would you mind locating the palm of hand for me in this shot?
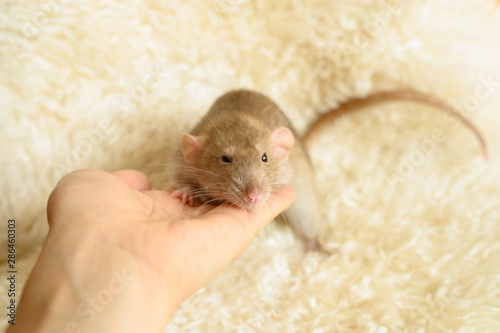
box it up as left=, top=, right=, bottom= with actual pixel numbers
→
left=46, top=169, right=294, bottom=309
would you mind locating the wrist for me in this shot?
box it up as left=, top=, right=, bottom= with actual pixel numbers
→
left=10, top=237, right=176, bottom=333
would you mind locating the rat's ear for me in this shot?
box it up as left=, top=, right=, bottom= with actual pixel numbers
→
left=182, top=134, right=204, bottom=164
left=270, top=127, right=295, bottom=162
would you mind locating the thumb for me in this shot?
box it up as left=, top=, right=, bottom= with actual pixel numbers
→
left=197, top=185, right=297, bottom=250
left=112, top=169, right=152, bottom=191
left=248, top=185, right=297, bottom=234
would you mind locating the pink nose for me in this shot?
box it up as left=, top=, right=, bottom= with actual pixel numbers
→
left=246, top=189, right=262, bottom=204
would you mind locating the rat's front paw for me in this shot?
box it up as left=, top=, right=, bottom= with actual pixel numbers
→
left=171, top=188, right=207, bottom=207
left=171, top=189, right=195, bottom=206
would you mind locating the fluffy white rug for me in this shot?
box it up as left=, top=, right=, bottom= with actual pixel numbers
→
left=2, top=0, right=500, bottom=331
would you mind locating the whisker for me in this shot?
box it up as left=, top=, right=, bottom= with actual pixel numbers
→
left=264, top=198, right=289, bottom=228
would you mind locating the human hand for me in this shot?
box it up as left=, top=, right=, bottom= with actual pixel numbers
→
left=9, top=169, right=296, bottom=333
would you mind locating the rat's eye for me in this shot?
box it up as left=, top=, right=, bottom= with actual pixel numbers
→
left=261, top=153, right=268, bottom=163
left=221, top=155, right=232, bottom=164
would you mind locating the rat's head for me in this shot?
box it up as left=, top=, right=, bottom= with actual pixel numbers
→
left=181, top=121, right=294, bottom=209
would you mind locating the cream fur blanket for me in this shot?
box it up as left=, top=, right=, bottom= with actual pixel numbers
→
left=1, top=0, right=500, bottom=332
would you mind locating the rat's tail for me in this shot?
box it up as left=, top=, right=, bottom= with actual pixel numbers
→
left=303, top=90, right=489, bottom=160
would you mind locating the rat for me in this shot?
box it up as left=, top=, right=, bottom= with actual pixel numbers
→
left=169, top=89, right=488, bottom=251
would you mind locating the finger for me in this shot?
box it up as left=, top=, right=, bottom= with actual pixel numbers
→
left=191, top=185, right=297, bottom=257
left=48, top=169, right=150, bottom=226
left=249, top=185, right=297, bottom=233
left=159, top=185, right=297, bottom=303
left=47, top=169, right=113, bottom=226
left=206, top=185, right=297, bottom=233
left=112, top=169, right=151, bottom=191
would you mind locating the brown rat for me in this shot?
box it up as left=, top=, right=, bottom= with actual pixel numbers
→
left=169, top=89, right=487, bottom=252
left=169, top=89, right=320, bottom=250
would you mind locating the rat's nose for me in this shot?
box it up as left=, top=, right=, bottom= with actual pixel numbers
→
left=246, top=188, right=262, bottom=204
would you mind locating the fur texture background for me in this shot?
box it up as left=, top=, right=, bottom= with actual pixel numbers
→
left=1, top=0, right=500, bottom=331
